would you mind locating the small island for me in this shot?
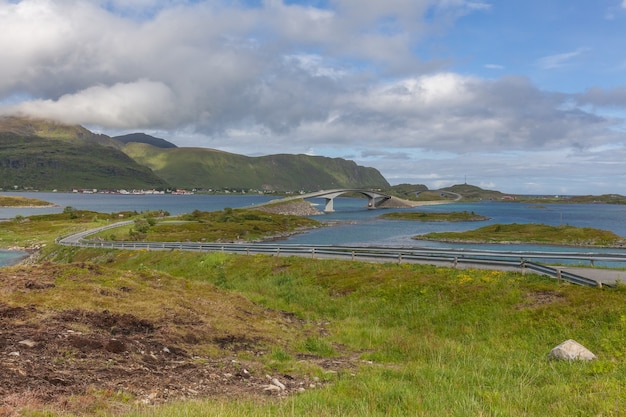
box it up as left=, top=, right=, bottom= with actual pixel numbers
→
left=96, top=208, right=321, bottom=243
left=0, top=195, right=54, bottom=208
left=414, top=223, right=626, bottom=247
left=380, top=211, right=489, bottom=222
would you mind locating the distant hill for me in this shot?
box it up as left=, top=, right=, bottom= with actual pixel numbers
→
left=441, top=184, right=507, bottom=200
left=113, top=133, right=177, bottom=149
left=0, top=116, right=120, bottom=148
left=386, top=183, right=429, bottom=200
left=0, top=117, right=170, bottom=191
left=122, top=143, right=390, bottom=191
left=0, top=116, right=390, bottom=192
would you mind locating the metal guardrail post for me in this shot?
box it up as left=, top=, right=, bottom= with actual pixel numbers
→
left=311, top=248, right=315, bottom=258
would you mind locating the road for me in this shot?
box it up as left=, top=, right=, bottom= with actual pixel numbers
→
left=56, top=221, right=626, bottom=288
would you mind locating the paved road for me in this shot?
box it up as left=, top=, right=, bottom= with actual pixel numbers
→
left=556, top=267, right=625, bottom=285
left=56, top=221, right=626, bottom=288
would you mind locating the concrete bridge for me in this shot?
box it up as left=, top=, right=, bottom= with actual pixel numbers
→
left=271, top=189, right=392, bottom=212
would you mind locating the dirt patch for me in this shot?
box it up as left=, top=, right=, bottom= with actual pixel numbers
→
left=0, top=263, right=354, bottom=416
left=517, top=290, right=566, bottom=309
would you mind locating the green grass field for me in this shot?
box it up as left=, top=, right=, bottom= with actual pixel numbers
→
left=42, top=247, right=626, bottom=416
left=416, top=223, right=626, bottom=247
left=2, top=212, right=626, bottom=416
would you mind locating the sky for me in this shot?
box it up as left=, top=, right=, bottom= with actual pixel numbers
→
left=1, top=0, right=626, bottom=195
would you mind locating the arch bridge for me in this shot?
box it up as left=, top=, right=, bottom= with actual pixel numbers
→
left=281, top=189, right=392, bottom=212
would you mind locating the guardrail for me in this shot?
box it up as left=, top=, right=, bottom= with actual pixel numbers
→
left=56, top=223, right=620, bottom=288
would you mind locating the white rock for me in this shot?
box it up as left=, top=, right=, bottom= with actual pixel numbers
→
left=18, top=339, right=37, bottom=348
left=263, top=384, right=282, bottom=393
left=271, top=378, right=286, bottom=390
left=548, top=339, right=596, bottom=361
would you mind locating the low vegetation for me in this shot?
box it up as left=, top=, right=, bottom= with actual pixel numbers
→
left=1, top=247, right=624, bottom=416
left=98, top=208, right=321, bottom=242
left=2, top=211, right=626, bottom=416
left=123, top=142, right=389, bottom=191
left=415, top=223, right=626, bottom=247
left=380, top=210, right=489, bottom=222
left=0, top=132, right=169, bottom=191
left=0, top=207, right=149, bottom=248
left=0, top=195, right=53, bottom=207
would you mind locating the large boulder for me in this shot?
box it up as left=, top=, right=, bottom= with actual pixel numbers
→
left=548, top=339, right=596, bottom=361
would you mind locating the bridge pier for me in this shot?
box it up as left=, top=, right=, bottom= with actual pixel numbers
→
left=324, top=198, right=334, bottom=212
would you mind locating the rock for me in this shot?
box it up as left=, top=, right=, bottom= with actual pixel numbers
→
left=105, top=339, right=126, bottom=354
left=263, top=384, right=282, bottom=394
left=548, top=339, right=596, bottom=361
left=271, top=378, right=286, bottom=390
left=18, top=339, right=37, bottom=348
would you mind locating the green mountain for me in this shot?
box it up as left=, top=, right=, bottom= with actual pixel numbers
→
left=113, top=133, right=177, bottom=149
left=441, top=184, right=507, bottom=200
left=0, top=117, right=389, bottom=192
left=0, top=116, right=120, bottom=148
left=122, top=143, right=390, bottom=191
left=0, top=118, right=170, bottom=191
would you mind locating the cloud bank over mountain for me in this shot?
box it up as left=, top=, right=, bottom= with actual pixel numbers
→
left=1, top=0, right=626, bottom=194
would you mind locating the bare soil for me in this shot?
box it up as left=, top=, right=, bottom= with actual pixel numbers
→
left=0, top=263, right=355, bottom=416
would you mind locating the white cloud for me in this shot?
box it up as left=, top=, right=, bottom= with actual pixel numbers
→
left=536, top=48, right=587, bottom=70
left=6, top=80, right=178, bottom=128
left=0, top=0, right=625, bottom=194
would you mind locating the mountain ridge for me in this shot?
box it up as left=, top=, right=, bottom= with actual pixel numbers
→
left=0, top=116, right=390, bottom=192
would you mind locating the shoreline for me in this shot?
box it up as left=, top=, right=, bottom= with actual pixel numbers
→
left=412, top=237, right=626, bottom=250
left=0, top=204, right=58, bottom=208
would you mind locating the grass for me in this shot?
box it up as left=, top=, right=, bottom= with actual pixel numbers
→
left=3, top=212, right=626, bottom=415
left=0, top=208, right=147, bottom=248
left=95, top=208, right=321, bottom=242
left=380, top=210, right=489, bottom=222
left=0, top=195, right=53, bottom=207
left=45, top=247, right=626, bottom=416
left=415, top=223, right=626, bottom=247
left=123, top=142, right=389, bottom=191
left=0, top=132, right=169, bottom=191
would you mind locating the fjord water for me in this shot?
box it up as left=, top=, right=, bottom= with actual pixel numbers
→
left=0, top=250, right=27, bottom=266
left=2, top=192, right=626, bottom=266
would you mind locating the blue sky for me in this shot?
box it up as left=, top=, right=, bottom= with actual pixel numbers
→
left=1, top=0, right=626, bottom=194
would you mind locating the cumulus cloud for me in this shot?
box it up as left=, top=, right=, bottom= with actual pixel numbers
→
left=1, top=0, right=625, bottom=194
left=577, top=86, right=626, bottom=108
left=8, top=80, right=178, bottom=128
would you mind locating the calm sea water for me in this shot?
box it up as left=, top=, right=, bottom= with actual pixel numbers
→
left=2, top=192, right=626, bottom=266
